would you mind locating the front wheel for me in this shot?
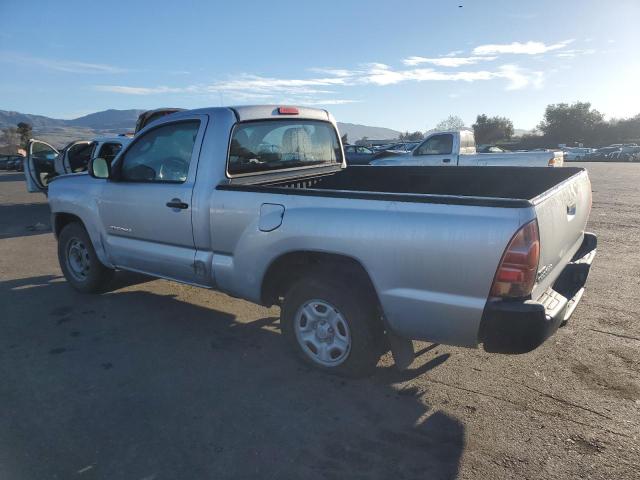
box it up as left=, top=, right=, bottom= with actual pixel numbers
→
left=281, top=273, right=381, bottom=377
left=58, top=222, right=114, bottom=293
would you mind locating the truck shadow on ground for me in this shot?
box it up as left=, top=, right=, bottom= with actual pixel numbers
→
left=0, top=274, right=464, bottom=480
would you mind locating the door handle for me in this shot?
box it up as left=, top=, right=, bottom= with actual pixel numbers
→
left=442, top=158, right=451, bottom=163
left=166, top=199, right=189, bottom=210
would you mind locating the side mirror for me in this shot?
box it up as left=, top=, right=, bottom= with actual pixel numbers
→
left=89, top=157, right=110, bottom=179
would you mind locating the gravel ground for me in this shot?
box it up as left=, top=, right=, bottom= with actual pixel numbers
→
left=0, top=163, right=638, bottom=480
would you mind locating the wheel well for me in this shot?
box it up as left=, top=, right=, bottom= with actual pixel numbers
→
left=53, top=213, right=83, bottom=238
left=261, top=251, right=381, bottom=310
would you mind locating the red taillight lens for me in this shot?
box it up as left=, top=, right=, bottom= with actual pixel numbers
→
left=278, top=106, right=299, bottom=115
left=490, top=220, right=540, bottom=298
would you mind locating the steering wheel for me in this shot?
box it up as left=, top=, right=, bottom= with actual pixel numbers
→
left=158, top=156, right=189, bottom=182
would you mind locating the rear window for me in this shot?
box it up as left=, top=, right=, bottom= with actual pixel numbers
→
left=227, top=120, right=342, bottom=175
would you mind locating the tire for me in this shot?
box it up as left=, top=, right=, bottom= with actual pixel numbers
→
left=58, top=222, right=114, bottom=293
left=281, top=272, right=382, bottom=377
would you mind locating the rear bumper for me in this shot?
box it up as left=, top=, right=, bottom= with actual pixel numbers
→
left=479, top=232, right=597, bottom=354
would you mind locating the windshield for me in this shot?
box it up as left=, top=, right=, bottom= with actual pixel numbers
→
left=227, top=120, right=342, bottom=175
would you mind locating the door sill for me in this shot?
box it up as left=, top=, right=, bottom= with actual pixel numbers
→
left=113, top=265, right=214, bottom=290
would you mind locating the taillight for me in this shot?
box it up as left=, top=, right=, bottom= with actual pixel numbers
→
left=490, top=220, right=540, bottom=298
left=548, top=155, right=563, bottom=167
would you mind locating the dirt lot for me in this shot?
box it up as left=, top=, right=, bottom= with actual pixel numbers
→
left=1, top=163, right=638, bottom=480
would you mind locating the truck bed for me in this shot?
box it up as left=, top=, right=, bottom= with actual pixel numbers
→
left=221, top=166, right=585, bottom=207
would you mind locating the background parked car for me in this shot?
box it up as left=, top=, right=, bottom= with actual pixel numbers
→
left=607, top=148, right=640, bottom=162
left=585, top=147, right=616, bottom=161
left=344, top=144, right=376, bottom=165
left=3, top=155, right=25, bottom=170
left=0, top=156, right=10, bottom=170
left=563, top=147, right=594, bottom=161
left=24, top=136, right=131, bottom=193
left=14, top=156, right=24, bottom=171
left=477, top=145, right=506, bottom=153
left=584, top=147, right=620, bottom=161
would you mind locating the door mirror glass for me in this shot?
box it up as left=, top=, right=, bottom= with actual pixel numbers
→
left=90, top=157, right=110, bottom=179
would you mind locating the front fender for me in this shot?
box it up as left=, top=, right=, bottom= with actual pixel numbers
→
left=48, top=177, right=113, bottom=268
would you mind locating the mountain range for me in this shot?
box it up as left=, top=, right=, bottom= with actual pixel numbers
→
left=0, top=109, right=401, bottom=147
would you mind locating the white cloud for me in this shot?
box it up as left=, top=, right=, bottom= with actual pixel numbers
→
left=402, top=56, right=496, bottom=67
left=554, top=48, right=596, bottom=58
left=0, top=52, right=125, bottom=74
left=207, top=74, right=347, bottom=95
left=472, top=40, right=574, bottom=56
left=299, top=99, right=360, bottom=105
left=495, top=64, right=544, bottom=90
left=361, top=63, right=407, bottom=86
left=95, top=44, right=561, bottom=102
left=94, top=76, right=358, bottom=105
left=362, top=63, right=495, bottom=86
left=308, top=67, right=358, bottom=78
left=94, top=85, right=190, bottom=95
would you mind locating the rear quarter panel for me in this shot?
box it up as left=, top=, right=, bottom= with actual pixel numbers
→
left=208, top=190, right=531, bottom=347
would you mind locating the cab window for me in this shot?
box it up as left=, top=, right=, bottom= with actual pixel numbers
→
left=120, top=121, right=200, bottom=183
left=415, top=134, right=453, bottom=156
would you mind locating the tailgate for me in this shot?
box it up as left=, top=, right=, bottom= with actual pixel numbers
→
left=531, top=169, right=592, bottom=300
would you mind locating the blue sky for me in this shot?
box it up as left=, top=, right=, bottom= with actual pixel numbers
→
left=1, top=0, right=638, bottom=131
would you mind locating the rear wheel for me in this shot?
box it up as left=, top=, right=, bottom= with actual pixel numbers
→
left=281, top=273, right=381, bottom=377
left=58, top=222, right=113, bottom=293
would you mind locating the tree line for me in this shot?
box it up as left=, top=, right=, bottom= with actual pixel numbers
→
left=387, top=102, right=640, bottom=149
left=0, top=122, right=33, bottom=154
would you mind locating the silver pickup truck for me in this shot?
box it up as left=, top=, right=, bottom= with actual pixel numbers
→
left=38, top=105, right=597, bottom=377
left=370, top=129, right=564, bottom=167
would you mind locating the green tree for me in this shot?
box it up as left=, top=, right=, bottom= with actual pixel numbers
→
left=16, top=122, right=33, bottom=149
left=399, top=131, right=424, bottom=141
left=537, top=102, right=604, bottom=145
left=1, top=127, right=20, bottom=152
left=606, top=114, right=640, bottom=144
left=434, top=115, right=465, bottom=131
left=340, top=133, right=348, bottom=144
left=472, top=114, right=514, bottom=145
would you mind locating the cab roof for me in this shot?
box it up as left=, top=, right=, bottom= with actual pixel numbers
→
left=137, top=105, right=335, bottom=132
